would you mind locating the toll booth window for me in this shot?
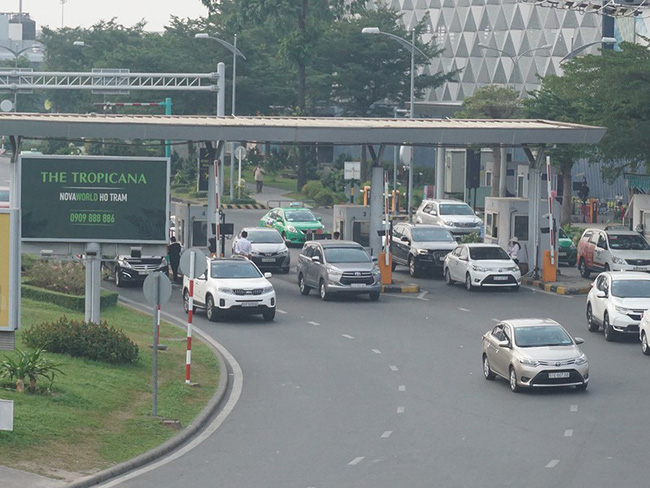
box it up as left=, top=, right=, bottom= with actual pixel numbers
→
left=485, top=171, right=492, bottom=187
left=486, top=212, right=498, bottom=238
left=513, top=215, right=529, bottom=241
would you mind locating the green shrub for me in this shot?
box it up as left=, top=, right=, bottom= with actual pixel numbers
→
left=22, top=317, right=139, bottom=364
left=21, top=285, right=118, bottom=312
left=188, top=191, right=208, bottom=199
left=460, top=232, right=483, bottom=243
left=313, top=188, right=335, bottom=207
left=302, top=180, right=324, bottom=199
left=0, top=347, right=65, bottom=393
left=24, top=260, right=86, bottom=295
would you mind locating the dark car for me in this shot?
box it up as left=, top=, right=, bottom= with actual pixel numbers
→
left=111, top=254, right=168, bottom=287
left=390, top=223, right=457, bottom=277
left=232, top=227, right=290, bottom=273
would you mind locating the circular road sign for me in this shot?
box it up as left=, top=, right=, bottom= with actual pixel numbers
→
left=142, top=272, right=173, bottom=306
left=179, top=247, right=208, bottom=279
left=234, top=145, right=247, bottom=160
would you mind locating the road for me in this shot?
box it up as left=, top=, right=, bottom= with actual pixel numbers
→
left=98, top=208, right=648, bottom=487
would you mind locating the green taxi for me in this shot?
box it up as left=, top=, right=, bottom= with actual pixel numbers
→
left=260, top=204, right=326, bottom=245
left=558, top=227, right=577, bottom=266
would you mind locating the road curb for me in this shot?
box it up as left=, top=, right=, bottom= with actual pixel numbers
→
left=522, top=277, right=591, bottom=295
left=382, top=283, right=420, bottom=293
left=67, top=299, right=231, bottom=488
left=222, top=203, right=269, bottom=209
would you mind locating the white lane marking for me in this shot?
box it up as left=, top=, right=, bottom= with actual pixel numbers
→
left=307, top=321, right=320, bottom=326
left=398, top=385, right=406, bottom=391
left=564, top=429, right=573, bottom=437
left=372, top=349, right=382, bottom=354
left=348, top=457, right=365, bottom=466
left=546, top=460, right=560, bottom=468
left=389, top=365, right=399, bottom=371
left=381, top=431, right=393, bottom=438
left=101, top=300, right=243, bottom=487
left=417, top=291, right=429, bottom=300
left=458, top=307, right=470, bottom=312
left=277, top=309, right=287, bottom=314
left=397, top=406, right=405, bottom=414
left=492, top=318, right=500, bottom=322
left=342, top=334, right=354, bottom=339
left=570, top=405, right=578, bottom=412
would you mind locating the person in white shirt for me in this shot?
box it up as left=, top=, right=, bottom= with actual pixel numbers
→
left=234, top=230, right=253, bottom=259
left=508, top=236, right=521, bottom=265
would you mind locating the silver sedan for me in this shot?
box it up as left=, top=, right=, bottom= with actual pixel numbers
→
left=481, top=318, right=589, bottom=392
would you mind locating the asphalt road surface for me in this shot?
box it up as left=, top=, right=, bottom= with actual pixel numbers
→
left=100, top=209, right=648, bottom=488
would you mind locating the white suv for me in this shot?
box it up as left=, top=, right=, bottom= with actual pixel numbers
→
left=183, top=256, right=276, bottom=322
left=586, top=271, right=650, bottom=342
left=414, top=199, right=483, bottom=237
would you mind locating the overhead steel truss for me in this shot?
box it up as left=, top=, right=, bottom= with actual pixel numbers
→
left=0, top=70, right=220, bottom=92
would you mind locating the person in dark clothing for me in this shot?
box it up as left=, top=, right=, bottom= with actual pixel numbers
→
left=167, top=236, right=182, bottom=282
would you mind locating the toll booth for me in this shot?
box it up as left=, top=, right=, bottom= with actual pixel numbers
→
left=171, top=202, right=209, bottom=250
left=483, top=197, right=560, bottom=274
left=333, top=205, right=371, bottom=248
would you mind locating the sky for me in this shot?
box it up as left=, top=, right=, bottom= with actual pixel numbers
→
left=17, top=1, right=210, bottom=32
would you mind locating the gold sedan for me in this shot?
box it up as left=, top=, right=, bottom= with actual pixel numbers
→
left=481, top=318, right=589, bottom=392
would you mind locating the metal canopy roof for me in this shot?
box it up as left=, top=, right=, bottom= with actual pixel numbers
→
left=0, top=113, right=606, bottom=147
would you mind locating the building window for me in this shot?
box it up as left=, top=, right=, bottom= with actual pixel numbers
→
left=513, top=215, right=529, bottom=241
left=486, top=212, right=498, bottom=238
left=485, top=171, right=492, bottom=187
left=517, top=175, right=525, bottom=197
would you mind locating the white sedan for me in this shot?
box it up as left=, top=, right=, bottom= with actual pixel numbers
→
left=444, top=243, right=521, bottom=291
left=586, top=271, right=650, bottom=342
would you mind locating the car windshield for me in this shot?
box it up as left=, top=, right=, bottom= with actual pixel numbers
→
left=411, top=227, right=455, bottom=242
left=607, top=233, right=650, bottom=250
left=514, top=325, right=573, bottom=347
left=285, top=209, right=317, bottom=222
left=611, top=279, right=650, bottom=298
left=439, top=204, right=474, bottom=216
left=559, top=228, right=568, bottom=239
left=245, top=230, right=283, bottom=244
left=211, top=261, right=262, bottom=279
left=469, top=247, right=510, bottom=260
left=324, top=247, right=370, bottom=263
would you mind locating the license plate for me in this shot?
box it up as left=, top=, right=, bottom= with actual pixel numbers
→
left=139, top=271, right=151, bottom=276
left=241, top=302, right=258, bottom=307
left=548, top=372, right=570, bottom=379
left=633, top=267, right=647, bottom=271
left=262, top=258, right=275, bottom=262
left=559, top=252, right=567, bottom=257
left=493, top=276, right=509, bottom=281
left=350, top=283, right=366, bottom=288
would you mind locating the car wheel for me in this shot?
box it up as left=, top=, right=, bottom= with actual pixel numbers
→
left=281, top=266, right=290, bottom=274
left=586, top=303, right=599, bottom=332
left=319, top=280, right=330, bottom=301
left=115, top=268, right=123, bottom=287
left=369, top=291, right=380, bottom=302
left=603, top=313, right=616, bottom=342
left=568, top=259, right=577, bottom=267
left=391, top=261, right=397, bottom=271
left=445, top=268, right=453, bottom=286
left=509, top=366, right=521, bottom=392
left=182, top=289, right=196, bottom=314
left=575, top=382, right=588, bottom=391
left=642, top=332, right=650, bottom=356
left=298, top=274, right=311, bottom=296
left=262, top=307, right=276, bottom=322
left=465, top=273, right=474, bottom=291
left=510, top=284, right=520, bottom=292
left=579, top=259, right=591, bottom=278
left=206, top=295, right=219, bottom=322
left=483, top=354, right=495, bottom=380
left=408, top=256, right=420, bottom=278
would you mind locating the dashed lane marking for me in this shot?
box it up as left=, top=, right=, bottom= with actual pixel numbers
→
left=570, top=405, right=578, bottom=412
left=348, top=457, right=365, bottom=466
left=546, top=460, right=560, bottom=468
left=398, top=385, right=406, bottom=391
left=372, top=349, right=382, bottom=354
left=381, top=431, right=393, bottom=438
left=342, top=334, right=354, bottom=339
left=397, top=406, right=405, bottom=414
left=277, top=309, right=287, bottom=314
left=458, top=307, right=469, bottom=312
left=564, top=429, right=573, bottom=437
left=307, top=321, right=320, bottom=326
left=389, top=365, right=399, bottom=371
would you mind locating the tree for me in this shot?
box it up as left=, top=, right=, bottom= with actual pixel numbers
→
left=454, top=85, right=522, bottom=197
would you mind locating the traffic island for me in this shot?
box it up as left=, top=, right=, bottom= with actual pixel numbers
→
left=521, top=276, right=591, bottom=295
left=381, top=280, right=420, bottom=294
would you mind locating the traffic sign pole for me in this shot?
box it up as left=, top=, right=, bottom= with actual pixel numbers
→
left=186, top=251, right=195, bottom=384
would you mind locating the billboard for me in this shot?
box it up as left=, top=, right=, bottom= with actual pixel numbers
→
left=21, top=155, right=169, bottom=243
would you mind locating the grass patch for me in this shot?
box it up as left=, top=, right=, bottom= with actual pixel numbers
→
left=0, top=298, right=219, bottom=479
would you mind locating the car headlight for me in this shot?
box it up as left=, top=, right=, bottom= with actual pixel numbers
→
left=570, top=243, right=576, bottom=249
left=278, top=249, right=289, bottom=256
left=508, top=266, right=520, bottom=272
left=519, top=358, right=540, bottom=366
left=217, top=287, right=235, bottom=295
left=471, top=264, right=487, bottom=272
left=251, top=250, right=261, bottom=256
left=287, top=225, right=297, bottom=233
left=372, top=266, right=381, bottom=275
left=612, top=256, right=626, bottom=265
left=416, top=248, right=429, bottom=255
left=327, top=266, right=342, bottom=277
left=574, top=354, right=587, bottom=365
left=119, top=260, right=132, bottom=268
left=614, top=305, right=631, bottom=314
left=262, top=286, right=274, bottom=294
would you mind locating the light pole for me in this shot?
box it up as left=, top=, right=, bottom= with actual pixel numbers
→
left=560, top=37, right=617, bottom=63
left=478, top=43, right=552, bottom=93
left=195, top=33, right=247, bottom=199
left=362, top=27, right=428, bottom=221
left=0, top=44, right=41, bottom=112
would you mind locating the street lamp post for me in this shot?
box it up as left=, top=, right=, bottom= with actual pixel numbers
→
left=477, top=43, right=552, bottom=94
left=362, top=27, right=428, bottom=222
left=0, top=44, right=41, bottom=112
left=195, top=33, right=247, bottom=199
left=560, top=37, right=617, bottom=63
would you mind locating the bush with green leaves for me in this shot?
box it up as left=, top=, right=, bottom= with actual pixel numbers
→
left=0, top=347, right=65, bottom=393
left=22, top=317, right=139, bottom=364
left=24, top=260, right=86, bottom=295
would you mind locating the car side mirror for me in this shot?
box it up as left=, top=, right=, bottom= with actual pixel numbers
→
left=401, top=236, right=410, bottom=243
left=430, top=210, right=437, bottom=216
left=197, top=273, right=207, bottom=281
left=497, top=340, right=510, bottom=348
left=372, top=256, right=378, bottom=263
left=574, top=337, right=585, bottom=345
left=596, top=291, right=607, bottom=299
left=264, top=272, right=272, bottom=278
left=311, top=256, right=321, bottom=263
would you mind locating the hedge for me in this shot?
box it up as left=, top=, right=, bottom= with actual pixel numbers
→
left=21, top=284, right=118, bottom=312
